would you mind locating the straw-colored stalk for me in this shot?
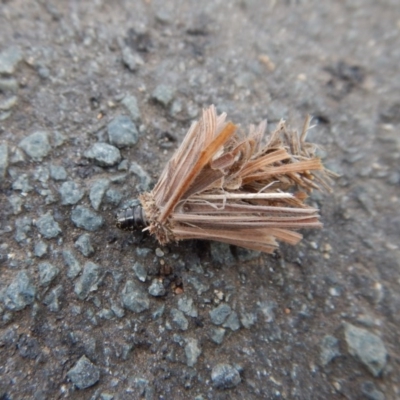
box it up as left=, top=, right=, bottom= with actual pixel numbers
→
left=116, top=105, right=333, bottom=254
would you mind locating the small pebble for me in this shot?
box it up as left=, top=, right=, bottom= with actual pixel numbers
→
left=185, top=338, right=201, bottom=367
left=129, top=162, right=151, bottom=191
left=63, top=250, right=82, bottom=279
left=121, top=280, right=150, bottom=313
left=74, top=262, right=101, bottom=300
left=49, top=165, right=67, bottom=181
left=211, top=363, right=241, bottom=389
left=107, top=115, right=139, bottom=148
left=4, top=271, right=36, bottom=311
left=170, top=308, right=189, bottom=331
left=0, top=46, right=23, bottom=74
left=133, top=262, right=147, bottom=282
left=84, top=143, right=121, bottom=167
left=71, top=206, right=104, bottom=231
left=34, top=240, right=48, bottom=258
left=148, top=279, right=166, bottom=297
left=67, top=355, right=100, bottom=389
left=18, top=131, right=51, bottom=161
left=35, top=212, right=62, bottom=239
left=121, top=95, right=141, bottom=122
left=209, top=303, right=232, bottom=325
left=74, top=233, right=95, bottom=257
left=59, top=181, right=84, bottom=205
left=151, top=84, right=175, bottom=107
left=38, top=262, right=59, bottom=286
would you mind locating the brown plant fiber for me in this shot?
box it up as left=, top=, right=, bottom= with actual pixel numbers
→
left=138, top=105, right=332, bottom=253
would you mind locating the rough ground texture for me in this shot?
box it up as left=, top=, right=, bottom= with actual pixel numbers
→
left=0, top=1, right=399, bottom=399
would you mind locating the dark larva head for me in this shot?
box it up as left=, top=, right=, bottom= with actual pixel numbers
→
left=116, top=205, right=147, bottom=231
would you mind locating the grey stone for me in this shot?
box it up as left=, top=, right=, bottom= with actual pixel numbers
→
left=170, top=308, right=189, bottom=331
left=211, top=328, right=226, bottom=344
left=0, top=110, right=11, bottom=120
left=185, top=338, right=201, bottom=367
left=43, top=285, right=63, bottom=312
left=39, top=188, right=56, bottom=205
left=110, top=174, right=128, bottom=185
left=53, top=131, right=66, bottom=147
left=63, top=250, right=82, bottom=279
left=34, top=240, right=48, bottom=257
left=8, top=196, right=22, bottom=217
left=0, top=77, right=18, bottom=92
left=85, top=308, right=98, bottom=325
left=59, top=181, right=84, bottom=205
left=12, top=173, right=33, bottom=193
left=89, top=179, right=109, bottom=210
left=104, top=188, right=122, bottom=206
left=169, top=99, right=183, bottom=119
left=259, top=300, right=276, bottom=322
left=14, top=216, right=32, bottom=243
left=360, top=381, right=385, bottom=400
left=178, top=295, right=198, bottom=317
left=187, top=275, right=209, bottom=295
left=84, top=143, right=121, bottom=167
left=210, top=242, right=235, bottom=266
left=49, top=164, right=67, bottom=181
left=117, top=159, right=129, bottom=171
left=121, top=95, right=141, bottom=122
left=148, top=279, right=166, bottom=297
left=107, top=115, right=139, bottom=148
left=71, top=206, right=104, bottom=231
left=9, top=147, right=25, bottom=164
left=0, top=46, right=23, bottom=74
left=98, top=308, right=114, bottom=320
left=67, top=355, right=100, bottom=389
left=33, top=165, right=49, bottom=183
left=121, top=280, right=150, bottom=313
left=74, top=262, right=101, bottom=300
left=129, top=162, right=151, bottom=191
left=18, top=131, right=51, bottom=161
left=240, top=310, right=257, bottom=329
left=151, top=84, right=175, bottom=107
left=155, top=9, right=172, bottom=24
left=344, top=322, right=387, bottom=377
left=135, top=247, right=151, bottom=258
left=37, top=65, right=50, bottom=79
left=152, top=304, right=165, bottom=320
left=0, top=143, right=8, bottom=182
left=35, top=212, right=62, bottom=239
left=4, top=271, right=36, bottom=311
left=38, top=262, right=59, bottom=286
left=100, top=393, right=114, bottom=400
left=110, top=300, right=125, bottom=318
left=155, top=248, right=164, bottom=257
left=0, top=95, right=17, bottom=111
left=121, top=47, right=144, bottom=71
left=133, top=262, right=147, bottom=282
left=75, top=233, right=94, bottom=257
left=223, top=311, right=240, bottom=331
left=320, top=335, right=340, bottom=366
left=211, top=363, right=241, bottom=389
left=209, top=303, right=232, bottom=325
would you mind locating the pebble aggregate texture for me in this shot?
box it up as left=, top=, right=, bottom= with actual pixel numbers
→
left=0, top=1, right=399, bottom=399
